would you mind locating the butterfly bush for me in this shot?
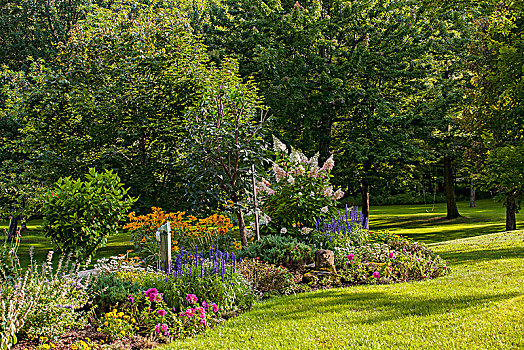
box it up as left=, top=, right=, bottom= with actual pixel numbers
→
left=254, top=136, right=344, bottom=239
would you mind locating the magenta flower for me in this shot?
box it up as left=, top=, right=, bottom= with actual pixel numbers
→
left=202, top=301, right=208, bottom=309
left=373, top=271, right=380, bottom=279
left=145, top=288, right=159, bottom=302
left=155, top=324, right=161, bottom=333
left=127, top=294, right=134, bottom=303
left=158, top=309, right=167, bottom=317
left=184, top=308, right=194, bottom=318
left=211, top=303, right=219, bottom=313
left=347, top=254, right=355, bottom=261
left=186, top=294, right=198, bottom=304
left=161, top=324, right=168, bottom=332
left=388, top=252, right=395, bottom=259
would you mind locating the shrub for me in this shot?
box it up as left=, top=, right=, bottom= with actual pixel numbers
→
left=237, top=235, right=314, bottom=268
left=254, top=136, right=344, bottom=239
left=236, top=258, right=303, bottom=296
left=42, top=168, right=136, bottom=262
left=124, top=207, right=234, bottom=265
left=88, top=273, right=143, bottom=313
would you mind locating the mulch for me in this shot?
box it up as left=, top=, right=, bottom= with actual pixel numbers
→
left=11, top=326, right=161, bottom=350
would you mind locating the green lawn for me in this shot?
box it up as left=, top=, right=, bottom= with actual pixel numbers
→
left=162, top=230, right=524, bottom=350
left=370, top=198, right=523, bottom=243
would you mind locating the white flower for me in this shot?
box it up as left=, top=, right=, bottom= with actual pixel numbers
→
left=299, top=227, right=314, bottom=235
left=298, top=192, right=303, bottom=196
left=289, top=146, right=302, bottom=164
left=280, top=227, right=288, bottom=234
left=309, top=152, right=319, bottom=167
left=272, top=135, right=287, bottom=153
left=310, top=191, right=315, bottom=197
left=287, top=175, right=295, bottom=185
left=321, top=206, right=329, bottom=213
left=334, top=189, right=344, bottom=200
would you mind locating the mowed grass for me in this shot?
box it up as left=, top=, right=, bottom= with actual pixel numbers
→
left=370, top=198, right=524, bottom=243
left=162, top=230, right=524, bottom=350
left=0, top=219, right=134, bottom=267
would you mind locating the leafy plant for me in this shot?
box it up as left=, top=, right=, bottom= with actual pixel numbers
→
left=237, top=235, right=313, bottom=268
left=42, top=168, right=136, bottom=262
left=236, top=258, right=303, bottom=296
left=88, top=273, right=143, bottom=313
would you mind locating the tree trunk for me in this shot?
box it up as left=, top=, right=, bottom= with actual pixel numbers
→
left=469, top=179, right=476, bottom=208
left=360, top=182, right=370, bottom=229
left=444, top=156, right=460, bottom=219
left=505, top=195, right=517, bottom=231
left=236, top=209, right=248, bottom=247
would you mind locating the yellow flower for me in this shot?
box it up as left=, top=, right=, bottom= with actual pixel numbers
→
left=131, top=318, right=136, bottom=323
left=117, top=312, right=124, bottom=318
left=104, top=321, right=109, bottom=326
left=85, top=338, right=90, bottom=342
left=112, top=309, right=117, bottom=313
left=50, top=344, right=56, bottom=349
left=42, top=345, right=50, bottom=350
left=71, top=345, right=78, bottom=350
left=97, top=327, right=101, bottom=332
left=124, top=315, right=130, bottom=319
left=120, top=330, right=126, bottom=336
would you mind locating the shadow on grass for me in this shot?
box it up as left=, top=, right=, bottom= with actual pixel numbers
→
left=438, top=246, right=524, bottom=265
left=260, top=288, right=522, bottom=325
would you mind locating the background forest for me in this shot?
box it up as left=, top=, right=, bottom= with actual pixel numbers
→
left=1, top=0, right=523, bottom=232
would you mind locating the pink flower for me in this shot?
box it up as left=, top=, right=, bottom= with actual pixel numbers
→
left=158, top=309, right=167, bottom=317
left=202, top=301, right=208, bottom=309
left=373, top=271, right=380, bottom=279
left=184, top=309, right=194, bottom=318
left=211, top=303, right=219, bottom=313
left=127, top=294, right=134, bottom=303
left=347, top=254, right=355, bottom=261
left=145, top=288, right=159, bottom=302
left=161, top=324, right=168, bottom=332
left=186, top=294, right=198, bottom=304
left=155, top=324, right=161, bottom=333
left=322, top=155, right=334, bottom=171
left=388, top=252, right=395, bottom=259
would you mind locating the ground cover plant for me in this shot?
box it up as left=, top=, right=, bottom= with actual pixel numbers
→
left=160, top=230, right=524, bottom=349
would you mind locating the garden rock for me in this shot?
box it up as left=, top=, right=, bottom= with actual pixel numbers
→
left=315, top=249, right=336, bottom=273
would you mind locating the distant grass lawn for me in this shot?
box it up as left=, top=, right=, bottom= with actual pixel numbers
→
left=162, top=230, right=524, bottom=350
left=370, top=198, right=524, bottom=243
left=0, top=219, right=134, bottom=267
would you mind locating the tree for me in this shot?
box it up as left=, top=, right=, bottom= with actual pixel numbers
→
left=464, top=0, right=524, bottom=230
left=17, top=0, right=210, bottom=212
left=185, top=59, right=267, bottom=246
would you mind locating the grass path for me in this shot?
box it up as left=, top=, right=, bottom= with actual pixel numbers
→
left=370, top=198, right=523, bottom=243
left=162, top=230, right=524, bottom=349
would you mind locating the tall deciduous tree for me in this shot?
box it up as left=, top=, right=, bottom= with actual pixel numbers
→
left=464, top=0, right=524, bottom=230
left=185, top=59, right=267, bottom=246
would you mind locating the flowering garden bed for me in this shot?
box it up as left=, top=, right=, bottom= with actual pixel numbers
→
left=1, top=139, right=449, bottom=349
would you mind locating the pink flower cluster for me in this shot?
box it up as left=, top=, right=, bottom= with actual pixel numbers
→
left=155, top=323, right=169, bottom=336
left=145, top=288, right=162, bottom=303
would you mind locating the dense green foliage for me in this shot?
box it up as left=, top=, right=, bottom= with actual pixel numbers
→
left=42, top=168, right=135, bottom=261
left=237, top=235, right=313, bottom=267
